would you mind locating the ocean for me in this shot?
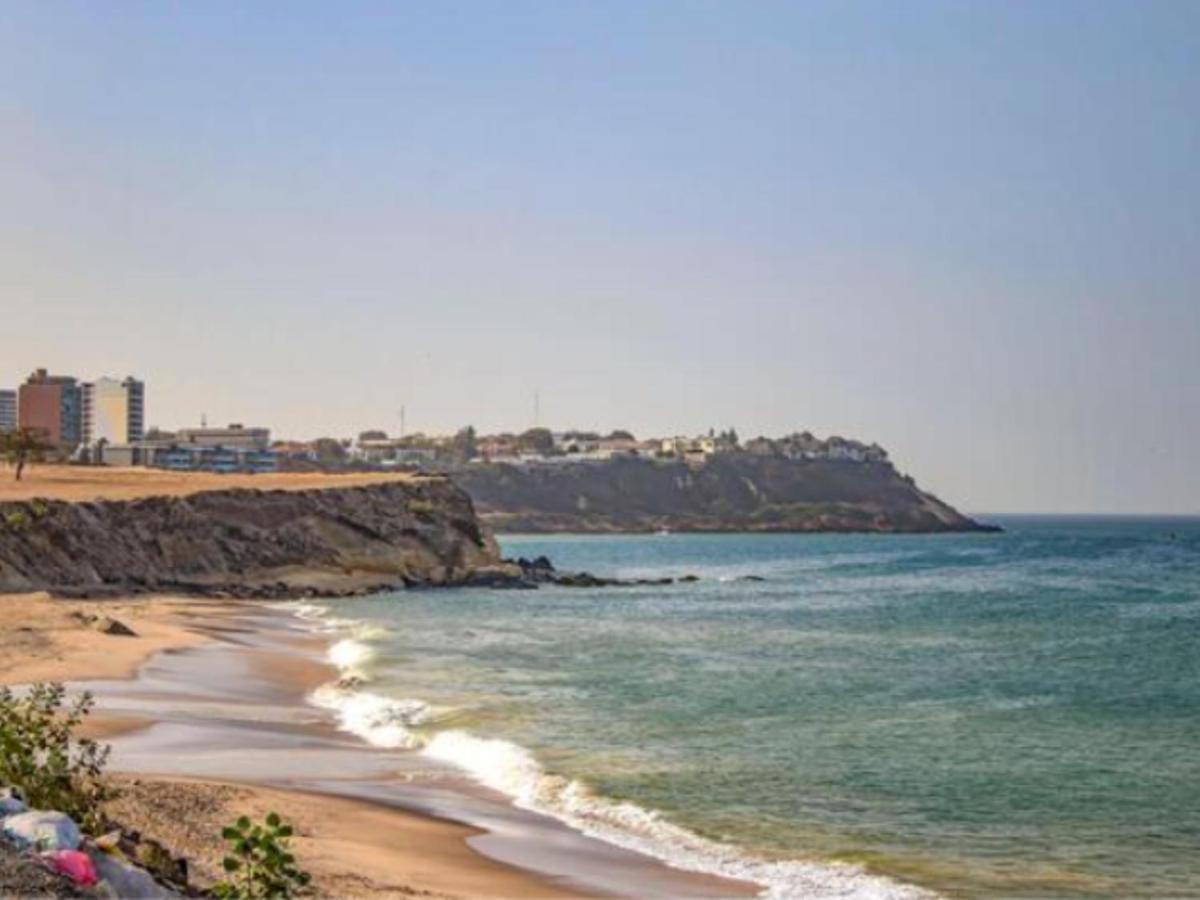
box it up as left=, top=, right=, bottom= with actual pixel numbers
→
left=304, top=517, right=1200, bottom=898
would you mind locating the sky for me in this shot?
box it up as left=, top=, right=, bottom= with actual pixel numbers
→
left=2, top=1, right=1198, bottom=514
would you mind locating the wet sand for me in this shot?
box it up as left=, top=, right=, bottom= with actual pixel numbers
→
left=1, top=594, right=758, bottom=898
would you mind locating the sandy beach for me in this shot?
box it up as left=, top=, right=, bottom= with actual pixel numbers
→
left=0, top=591, right=757, bottom=899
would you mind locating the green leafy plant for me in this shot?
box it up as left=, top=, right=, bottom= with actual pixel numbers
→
left=0, top=683, right=118, bottom=834
left=3, top=509, right=30, bottom=531
left=213, top=812, right=311, bottom=899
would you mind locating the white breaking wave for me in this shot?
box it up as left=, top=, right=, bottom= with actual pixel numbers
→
left=298, top=607, right=936, bottom=900
left=421, top=730, right=936, bottom=900
left=327, top=637, right=375, bottom=675
left=313, top=624, right=435, bottom=748
left=310, top=683, right=432, bottom=749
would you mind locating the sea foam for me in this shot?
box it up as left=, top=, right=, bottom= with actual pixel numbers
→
left=420, top=729, right=935, bottom=900
left=310, top=683, right=431, bottom=749
left=327, top=637, right=376, bottom=674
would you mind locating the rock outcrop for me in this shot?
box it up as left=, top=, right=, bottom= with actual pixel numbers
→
left=0, top=479, right=501, bottom=598
left=452, top=455, right=997, bottom=534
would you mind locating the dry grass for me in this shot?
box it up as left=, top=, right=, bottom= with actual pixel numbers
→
left=0, top=465, right=423, bottom=504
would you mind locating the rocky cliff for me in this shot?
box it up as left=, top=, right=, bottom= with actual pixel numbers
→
left=0, top=479, right=503, bottom=598
left=452, top=455, right=995, bottom=533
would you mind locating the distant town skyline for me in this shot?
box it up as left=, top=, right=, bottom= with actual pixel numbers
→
left=4, top=2, right=1199, bottom=515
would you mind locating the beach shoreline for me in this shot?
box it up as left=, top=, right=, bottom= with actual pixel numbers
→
left=0, top=591, right=759, bottom=898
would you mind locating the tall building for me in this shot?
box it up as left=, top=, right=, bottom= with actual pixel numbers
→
left=18, top=369, right=82, bottom=447
left=0, top=390, right=16, bottom=432
left=81, top=376, right=145, bottom=447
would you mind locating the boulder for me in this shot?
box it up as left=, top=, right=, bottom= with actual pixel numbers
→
left=94, top=616, right=137, bottom=637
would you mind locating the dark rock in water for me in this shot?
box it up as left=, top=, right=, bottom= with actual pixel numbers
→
left=554, top=571, right=605, bottom=587
left=514, top=555, right=555, bottom=573
left=678, top=574, right=700, bottom=583
left=491, top=555, right=694, bottom=591
left=504, top=556, right=559, bottom=586
left=738, top=575, right=766, bottom=582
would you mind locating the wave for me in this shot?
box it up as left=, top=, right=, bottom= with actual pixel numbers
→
left=310, top=682, right=432, bottom=749
left=421, top=730, right=934, bottom=900
left=303, top=608, right=935, bottom=900
left=327, top=637, right=376, bottom=675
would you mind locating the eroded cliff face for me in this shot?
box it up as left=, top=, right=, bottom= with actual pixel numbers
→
left=453, top=455, right=996, bottom=534
left=0, top=479, right=503, bottom=597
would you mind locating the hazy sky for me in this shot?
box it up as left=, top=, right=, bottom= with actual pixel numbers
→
left=3, top=2, right=1198, bottom=514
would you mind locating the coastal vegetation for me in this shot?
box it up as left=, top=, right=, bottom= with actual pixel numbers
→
left=215, top=812, right=311, bottom=899
left=0, top=683, right=115, bottom=835
left=0, top=681, right=309, bottom=898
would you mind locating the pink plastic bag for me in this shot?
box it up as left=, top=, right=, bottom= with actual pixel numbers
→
left=41, top=850, right=100, bottom=887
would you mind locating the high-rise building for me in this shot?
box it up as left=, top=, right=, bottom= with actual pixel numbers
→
left=18, top=369, right=82, bottom=447
left=81, top=376, right=145, bottom=447
left=0, top=390, right=16, bottom=432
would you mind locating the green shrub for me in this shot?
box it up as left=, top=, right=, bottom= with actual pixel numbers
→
left=3, top=510, right=30, bottom=530
left=408, top=499, right=435, bottom=515
left=0, top=683, right=117, bottom=834
left=213, top=812, right=311, bottom=899
left=29, top=500, right=49, bottom=519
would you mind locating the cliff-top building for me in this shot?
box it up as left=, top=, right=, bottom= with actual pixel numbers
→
left=0, top=390, right=16, bottom=433
left=18, top=369, right=82, bottom=447
left=81, top=376, right=145, bottom=447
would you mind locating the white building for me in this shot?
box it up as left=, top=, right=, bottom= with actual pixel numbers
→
left=81, top=377, right=145, bottom=447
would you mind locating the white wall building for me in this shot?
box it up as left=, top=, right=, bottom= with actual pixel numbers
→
left=81, top=377, right=145, bottom=447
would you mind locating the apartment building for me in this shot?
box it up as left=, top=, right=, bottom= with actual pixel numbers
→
left=81, top=376, right=145, bottom=447
left=18, top=369, right=82, bottom=447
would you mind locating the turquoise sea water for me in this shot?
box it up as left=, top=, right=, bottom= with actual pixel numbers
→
left=312, top=518, right=1200, bottom=898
